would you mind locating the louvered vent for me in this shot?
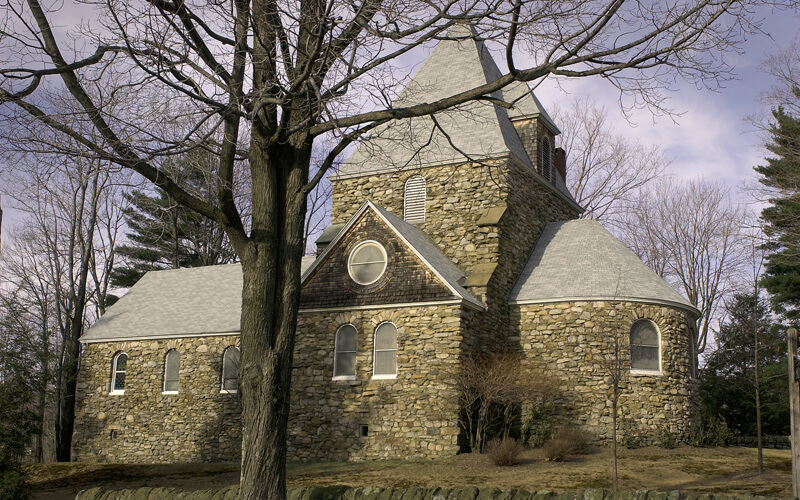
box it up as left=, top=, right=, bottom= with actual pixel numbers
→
left=542, top=136, right=551, bottom=182
left=404, top=175, right=426, bottom=223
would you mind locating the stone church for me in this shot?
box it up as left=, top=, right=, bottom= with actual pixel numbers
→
left=73, top=26, right=698, bottom=463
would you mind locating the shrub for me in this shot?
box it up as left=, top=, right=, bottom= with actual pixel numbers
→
left=686, top=416, right=733, bottom=447
left=656, top=426, right=678, bottom=449
left=542, top=428, right=588, bottom=461
left=0, top=468, right=29, bottom=500
left=485, top=438, right=523, bottom=466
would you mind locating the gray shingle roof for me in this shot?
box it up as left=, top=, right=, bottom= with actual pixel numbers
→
left=81, top=258, right=316, bottom=343
left=302, top=201, right=483, bottom=310
left=336, top=25, right=550, bottom=178
left=509, top=220, right=698, bottom=316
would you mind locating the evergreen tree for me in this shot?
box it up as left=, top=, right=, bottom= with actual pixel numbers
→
left=700, top=292, right=789, bottom=436
left=756, top=93, right=800, bottom=316
left=111, top=153, right=237, bottom=289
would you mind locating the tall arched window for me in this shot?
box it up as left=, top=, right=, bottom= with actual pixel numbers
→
left=404, top=175, right=426, bottom=223
left=163, top=349, right=180, bottom=393
left=630, top=319, right=661, bottom=373
left=221, top=346, right=240, bottom=393
left=373, top=322, right=397, bottom=379
left=333, top=324, right=357, bottom=379
left=541, top=136, right=551, bottom=181
left=110, top=352, right=127, bottom=395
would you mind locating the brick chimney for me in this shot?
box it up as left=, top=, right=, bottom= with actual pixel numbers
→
left=554, top=148, right=567, bottom=182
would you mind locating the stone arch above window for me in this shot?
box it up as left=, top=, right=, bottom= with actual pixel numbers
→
left=221, top=346, right=240, bottom=393
left=333, top=324, right=357, bottom=380
left=373, top=322, right=397, bottom=379
left=630, top=319, right=661, bottom=374
left=110, top=352, right=127, bottom=395
left=404, top=175, right=426, bottom=223
left=163, top=349, right=180, bottom=394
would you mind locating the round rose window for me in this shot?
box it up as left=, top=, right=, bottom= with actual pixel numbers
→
left=348, top=241, right=387, bottom=285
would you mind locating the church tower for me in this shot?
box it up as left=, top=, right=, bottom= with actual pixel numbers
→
left=326, top=25, right=581, bottom=346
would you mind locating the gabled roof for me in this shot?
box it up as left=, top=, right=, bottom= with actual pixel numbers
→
left=81, top=258, right=315, bottom=343
left=335, top=24, right=554, bottom=179
left=302, top=201, right=484, bottom=310
left=509, top=219, right=699, bottom=316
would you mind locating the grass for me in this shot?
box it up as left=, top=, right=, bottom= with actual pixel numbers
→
left=23, top=445, right=794, bottom=500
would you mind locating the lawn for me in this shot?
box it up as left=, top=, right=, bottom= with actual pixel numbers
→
left=23, top=446, right=793, bottom=500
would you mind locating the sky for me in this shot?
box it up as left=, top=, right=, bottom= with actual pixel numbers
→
left=0, top=5, right=798, bottom=245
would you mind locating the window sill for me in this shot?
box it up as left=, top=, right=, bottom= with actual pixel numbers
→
left=108, top=390, right=125, bottom=396
left=332, top=375, right=357, bottom=381
left=220, top=389, right=239, bottom=394
left=630, top=369, right=662, bottom=376
left=371, top=374, right=397, bottom=380
left=161, top=391, right=179, bottom=395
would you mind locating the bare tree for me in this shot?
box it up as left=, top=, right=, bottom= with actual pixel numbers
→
left=552, top=97, right=669, bottom=224
left=620, top=178, right=745, bottom=354
left=0, top=152, right=127, bottom=461
left=0, top=1, right=781, bottom=497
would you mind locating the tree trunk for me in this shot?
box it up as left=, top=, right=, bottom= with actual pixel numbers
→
left=237, top=132, right=310, bottom=500
left=755, top=317, right=763, bottom=474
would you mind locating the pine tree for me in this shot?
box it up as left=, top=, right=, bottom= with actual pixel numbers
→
left=111, top=153, right=237, bottom=289
left=756, top=93, right=800, bottom=316
left=700, top=292, right=789, bottom=436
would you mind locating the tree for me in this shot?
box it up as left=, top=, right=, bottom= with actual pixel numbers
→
left=700, top=293, right=789, bottom=443
left=0, top=2, right=779, bottom=497
left=112, top=153, right=237, bottom=289
left=620, top=178, right=745, bottom=354
left=552, top=97, right=668, bottom=224
left=755, top=100, right=800, bottom=317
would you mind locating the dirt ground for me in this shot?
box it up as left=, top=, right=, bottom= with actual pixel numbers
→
left=23, top=446, right=793, bottom=500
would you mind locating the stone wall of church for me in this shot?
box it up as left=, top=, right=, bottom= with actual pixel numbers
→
left=510, top=301, right=697, bottom=445
left=73, top=335, right=242, bottom=463
left=290, top=303, right=468, bottom=461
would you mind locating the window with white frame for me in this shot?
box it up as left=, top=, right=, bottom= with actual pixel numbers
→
left=373, top=322, right=397, bottom=378
left=110, top=352, right=127, bottom=394
left=221, top=346, right=240, bottom=393
left=163, top=349, right=180, bottom=393
left=348, top=241, right=387, bottom=285
left=630, top=319, right=661, bottom=373
left=403, top=175, right=426, bottom=223
left=333, top=324, right=357, bottom=379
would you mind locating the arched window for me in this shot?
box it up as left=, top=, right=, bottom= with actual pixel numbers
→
left=221, top=346, right=240, bottom=393
left=541, top=136, right=551, bottom=181
left=373, top=322, right=397, bottom=379
left=163, top=349, right=180, bottom=393
left=404, top=175, right=426, bottom=223
left=630, top=319, right=661, bottom=373
left=333, top=324, right=357, bottom=379
left=110, top=352, right=127, bottom=394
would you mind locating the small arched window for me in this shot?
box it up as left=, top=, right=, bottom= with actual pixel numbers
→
left=541, top=136, right=551, bottom=181
left=221, top=346, right=240, bottom=393
left=630, top=319, right=661, bottom=373
left=110, top=352, right=127, bottom=395
left=373, top=322, right=397, bottom=379
left=163, top=349, right=180, bottom=393
left=404, top=175, right=426, bottom=223
left=333, top=324, right=357, bottom=379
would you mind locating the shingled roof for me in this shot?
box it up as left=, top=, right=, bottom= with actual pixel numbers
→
left=509, top=219, right=698, bottom=316
left=81, top=258, right=315, bottom=343
left=335, top=25, right=561, bottom=183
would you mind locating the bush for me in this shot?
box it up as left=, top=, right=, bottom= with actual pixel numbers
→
left=542, top=428, right=588, bottom=462
left=686, top=416, right=733, bottom=447
left=656, top=426, right=678, bottom=449
left=0, top=468, right=29, bottom=500
left=485, top=438, right=523, bottom=466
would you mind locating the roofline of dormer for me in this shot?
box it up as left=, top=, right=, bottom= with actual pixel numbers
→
left=509, top=111, right=561, bottom=137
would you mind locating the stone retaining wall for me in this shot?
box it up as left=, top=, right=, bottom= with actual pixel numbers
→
left=730, top=436, right=790, bottom=450
left=75, top=485, right=790, bottom=500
